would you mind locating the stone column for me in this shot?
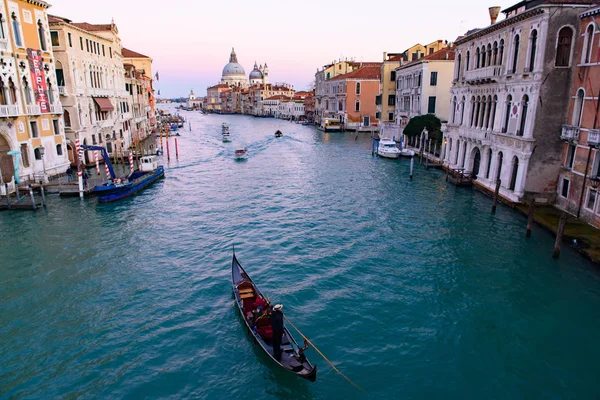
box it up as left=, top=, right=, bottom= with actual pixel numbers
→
left=514, top=155, right=529, bottom=197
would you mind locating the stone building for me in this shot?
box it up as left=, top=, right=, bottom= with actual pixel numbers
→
left=556, top=5, right=600, bottom=226
left=443, top=0, right=593, bottom=204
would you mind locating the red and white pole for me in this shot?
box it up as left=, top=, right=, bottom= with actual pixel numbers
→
left=94, top=151, right=100, bottom=175
left=129, top=151, right=134, bottom=172
left=105, top=161, right=111, bottom=180
left=175, top=138, right=179, bottom=159
left=75, top=139, right=84, bottom=198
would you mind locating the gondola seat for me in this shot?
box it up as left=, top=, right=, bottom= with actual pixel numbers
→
left=257, top=325, right=273, bottom=340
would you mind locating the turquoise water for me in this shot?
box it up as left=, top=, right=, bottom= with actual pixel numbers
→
left=2, top=108, right=600, bottom=399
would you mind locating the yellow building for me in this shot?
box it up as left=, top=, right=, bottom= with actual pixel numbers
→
left=378, top=53, right=403, bottom=127
left=0, top=0, right=68, bottom=191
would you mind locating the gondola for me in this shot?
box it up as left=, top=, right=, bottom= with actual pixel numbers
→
left=231, top=252, right=317, bottom=382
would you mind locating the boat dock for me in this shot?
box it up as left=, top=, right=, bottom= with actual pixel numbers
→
left=0, top=185, right=44, bottom=211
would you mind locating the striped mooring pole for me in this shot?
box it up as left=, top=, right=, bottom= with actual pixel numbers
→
left=129, top=151, right=134, bottom=172
left=94, top=151, right=100, bottom=175
left=75, top=138, right=84, bottom=198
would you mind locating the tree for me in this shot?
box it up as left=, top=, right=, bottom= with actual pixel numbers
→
left=403, top=114, right=443, bottom=143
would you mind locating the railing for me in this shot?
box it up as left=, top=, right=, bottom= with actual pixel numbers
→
left=561, top=125, right=580, bottom=141
left=58, top=86, right=67, bottom=96
left=50, top=104, right=63, bottom=114
left=27, top=104, right=41, bottom=115
left=588, top=129, right=600, bottom=147
left=0, top=104, right=21, bottom=117
left=459, top=127, right=491, bottom=142
left=464, top=65, right=503, bottom=82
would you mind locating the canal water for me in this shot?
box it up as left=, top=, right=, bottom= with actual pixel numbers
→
left=2, top=106, right=600, bottom=399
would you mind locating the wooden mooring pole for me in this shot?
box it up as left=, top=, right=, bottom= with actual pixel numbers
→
left=40, top=184, right=46, bottom=208
left=552, top=212, right=568, bottom=258
left=491, top=179, right=501, bottom=214
left=526, top=199, right=535, bottom=237
left=28, top=185, right=36, bottom=210
left=5, top=183, right=11, bottom=210
left=410, top=157, right=414, bottom=180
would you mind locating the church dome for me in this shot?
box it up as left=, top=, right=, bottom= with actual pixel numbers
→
left=222, top=48, right=246, bottom=77
left=249, top=62, right=263, bottom=80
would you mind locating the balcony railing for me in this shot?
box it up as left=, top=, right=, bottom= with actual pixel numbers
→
left=50, top=104, right=63, bottom=114
left=0, top=104, right=20, bottom=117
left=561, top=125, right=580, bottom=141
left=27, top=104, right=41, bottom=115
left=588, top=129, right=600, bottom=147
left=464, top=65, right=503, bottom=83
left=58, top=86, right=67, bottom=96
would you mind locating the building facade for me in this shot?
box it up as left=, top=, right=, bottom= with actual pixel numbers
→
left=0, top=0, right=68, bottom=191
left=556, top=5, right=600, bottom=226
left=443, top=0, right=592, bottom=203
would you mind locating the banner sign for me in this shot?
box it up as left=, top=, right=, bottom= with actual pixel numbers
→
left=27, top=49, right=50, bottom=113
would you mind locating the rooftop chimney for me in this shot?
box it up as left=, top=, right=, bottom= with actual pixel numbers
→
left=489, top=6, right=501, bottom=25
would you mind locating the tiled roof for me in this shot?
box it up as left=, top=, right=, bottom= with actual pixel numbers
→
left=329, top=66, right=381, bottom=81
left=503, top=0, right=596, bottom=13
left=71, top=22, right=114, bottom=32
left=265, top=95, right=290, bottom=100
left=208, top=84, right=229, bottom=89
left=122, top=48, right=151, bottom=59
left=48, top=15, right=69, bottom=24
left=348, top=61, right=381, bottom=68
left=397, top=47, right=455, bottom=70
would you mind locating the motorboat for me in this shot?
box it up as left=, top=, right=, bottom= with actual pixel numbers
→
left=234, top=148, right=248, bottom=160
left=399, top=148, right=415, bottom=157
left=376, top=139, right=401, bottom=159
left=318, top=118, right=342, bottom=132
left=275, top=130, right=283, bottom=138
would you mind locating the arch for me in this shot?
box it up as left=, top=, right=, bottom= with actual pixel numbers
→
left=476, top=47, right=481, bottom=68
left=491, top=95, right=498, bottom=131
left=529, top=29, right=538, bottom=72
left=466, top=51, right=470, bottom=70
left=470, top=96, right=476, bottom=126
left=475, top=96, right=481, bottom=127
left=355, top=82, right=361, bottom=95
left=485, top=95, right=492, bottom=129
left=572, top=88, right=585, bottom=126
left=503, top=95, right=512, bottom=133
left=64, top=109, right=71, bottom=127
left=512, top=34, right=520, bottom=73
left=493, top=41, right=498, bottom=65
left=499, top=39, right=505, bottom=66
left=355, top=99, right=360, bottom=112
left=452, top=96, right=457, bottom=123
left=22, top=77, right=31, bottom=104
left=509, top=156, right=519, bottom=190
left=457, top=53, right=462, bottom=79
left=519, top=95, right=529, bottom=136
left=471, top=146, right=481, bottom=178
left=481, top=45, right=487, bottom=67
left=556, top=26, right=574, bottom=67
left=487, top=44, right=492, bottom=67
left=460, top=96, right=466, bottom=124
left=496, top=151, right=504, bottom=181
left=583, top=23, right=595, bottom=64
left=37, top=19, right=46, bottom=51
left=0, top=132, right=15, bottom=182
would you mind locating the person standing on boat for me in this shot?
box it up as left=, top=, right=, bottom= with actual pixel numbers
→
left=271, top=304, right=284, bottom=361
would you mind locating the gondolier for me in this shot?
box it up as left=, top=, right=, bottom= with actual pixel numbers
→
left=271, top=304, right=284, bottom=361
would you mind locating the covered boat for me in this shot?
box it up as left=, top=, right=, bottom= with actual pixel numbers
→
left=231, top=253, right=317, bottom=382
left=95, top=156, right=165, bottom=203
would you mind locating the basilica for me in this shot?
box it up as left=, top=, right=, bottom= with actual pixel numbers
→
left=221, top=48, right=269, bottom=88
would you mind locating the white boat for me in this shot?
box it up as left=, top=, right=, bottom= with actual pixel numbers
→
left=223, top=133, right=232, bottom=142
left=234, top=147, right=248, bottom=160
left=318, top=118, right=342, bottom=132
left=377, top=139, right=401, bottom=159
left=399, top=148, right=415, bottom=157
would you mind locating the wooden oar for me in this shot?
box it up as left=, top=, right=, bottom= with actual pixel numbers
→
left=283, top=314, right=364, bottom=392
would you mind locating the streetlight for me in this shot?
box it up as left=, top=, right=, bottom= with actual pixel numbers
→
left=38, top=145, right=46, bottom=183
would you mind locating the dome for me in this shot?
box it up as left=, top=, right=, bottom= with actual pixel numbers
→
left=222, top=48, right=245, bottom=77
left=249, top=62, right=263, bottom=80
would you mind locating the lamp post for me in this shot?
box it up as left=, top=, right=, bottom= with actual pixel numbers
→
left=38, top=145, right=46, bottom=183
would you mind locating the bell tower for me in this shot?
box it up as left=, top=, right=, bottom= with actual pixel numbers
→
left=262, top=63, right=269, bottom=84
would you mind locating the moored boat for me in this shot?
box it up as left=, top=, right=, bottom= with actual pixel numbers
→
left=376, top=139, right=401, bottom=159
left=231, top=252, right=317, bottom=381
left=95, top=156, right=165, bottom=203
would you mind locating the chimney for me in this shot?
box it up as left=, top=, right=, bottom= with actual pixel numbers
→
left=383, top=51, right=387, bottom=61
left=489, top=6, right=501, bottom=25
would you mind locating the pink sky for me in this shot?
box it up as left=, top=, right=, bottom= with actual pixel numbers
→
left=49, top=0, right=516, bottom=98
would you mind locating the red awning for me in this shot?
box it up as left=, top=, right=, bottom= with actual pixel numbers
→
left=93, top=97, right=114, bottom=112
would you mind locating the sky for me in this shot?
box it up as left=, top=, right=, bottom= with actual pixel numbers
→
left=50, top=0, right=516, bottom=98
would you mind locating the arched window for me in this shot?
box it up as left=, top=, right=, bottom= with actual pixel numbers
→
left=475, top=96, right=481, bottom=127
left=518, top=95, right=528, bottom=136
left=326, top=72, right=331, bottom=79
left=503, top=95, right=512, bottom=133
left=37, top=20, right=47, bottom=51
left=466, top=51, right=470, bottom=70
left=485, top=95, right=492, bottom=129
left=556, top=27, right=573, bottom=67
left=499, top=39, right=505, bottom=66
left=491, top=95, right=498, bottom=131
left=479, top=96, right=486, bottom=128
left=47, top=79, right=54, bottom=104
left=56, top=144, right=63, bottom=156
left=12, top=13, right=22, bottom=47
left=476, top=48, right=481, bottom=68
left=572, top=88, right=585, bottom=126
left=356, top=82, right=361, bottom=95
left=509, top=156, right=519, bottom=190
left=512, top=35, right=520, bottom=73
left=583, top=24, right=595, bottom=64
left=8, top=78, right=16, bottom=104
left=481, top=46, right=486, bottom=68
left=0, top=78, right=6, bottom=106
left=447, top=138, right=452, bottom=161
left=529, top=30, right=538, bottom=72
left=460, top=96, right=466, bottom=124
left=452, top=96, right=457, bottom=123
left=22, top=77, right=31, bottom=104
left=493, top=41, right=498, bottom=65
left=456, top=54, right=462, bottom=80
left=355, top=99, right=360, bottom=112
left=0, top=14, right=5, bottom=39
left=64, top=109, right=71, bottom=127
left=470, top=96, right=476, bottom=126
left=34, top=147, right=41, bottom=160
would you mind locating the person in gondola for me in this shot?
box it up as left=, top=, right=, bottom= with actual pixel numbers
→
left=271, top=304, right=284, bottom=361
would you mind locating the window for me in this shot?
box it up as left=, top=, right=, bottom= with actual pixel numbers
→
left=12, top=13, right=22, bottom=47
left=429, top=48, right=434, bottom=55
left=529, top=30, right=538, bottom=72
left=466, top=51, right=470, bottom=70
left=390, top=70, right=396, bottom=82
left=584, top=24, right=595, bottom=64
left=0, top=13, right=5, bottom=39
left=102, top=44, right=105, bottom=57
left=491, top=95, right=497, bottom=130
left=572, top=89, right=584, bottom=126
left=86, top=39, right=89, bottom=52
left=499, top=39, right=505, bottom=66
left=30, top=121, right=39, bottom=138
left=518, top=95, right=528, bottom=136
left=388, top=112, right=394, bottom=121
left=428, top=96, right=436, bottom=114
left=561, top=177, right=570, bottom=198
left=460, top=96, right=466, bottom=124
left=486, top=149, right=492, bottom=178
left=456, top=54, right=462, bottom=80
left=512, top=35, right=520, bottom=73
left=68, top=32, right=72, bottom=47
left=586, top=189, right=597, bottom=211
left=417, top=73, right=421, bottom=87
left=355, top=100, right=360, bottom=112
left=566, top=144, right=576, bottom=169
left=20, top=143, right=30, bottom=167
left=356, top=82, right=361, bottom=95
left=375, top=111, right=381, bottom=119
left=481, top=45, right=486, bottom=68
left=52, top=119, right=59, bottom=135
left=476, top=48, right=480, bottom=68
left=34, top=147, right=41, bottom=160
left=503, top=95, right=512, bottom=133
left=37, top=20, right=47, bottom=51
left=56, top=144, right=63, bottom=156
left=470, top=96, right=476, bottom=126
left=80, top=37, right=83, bottom=50
left=50, top=31, right=59, bottom=46
left=388, top=95, right=395, bottom=106
left=109, top=47, right=112, bottom=58
left=64, top=110, right=71, bottom=127
left=23, top=78, right=32, bottom=104
left=556, top=27, right=573, bottom=67
left=430, top=71, right=438, bottom=86
left=509, top=156, right=519, bottom=191
left=493, top=41, right=498, bottom=65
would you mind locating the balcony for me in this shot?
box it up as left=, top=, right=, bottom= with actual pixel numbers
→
left=58, top=86, right=67, bottom=96
left=561, top=125, right=580, bottom=141
left=50, top=104, right=63, bottom=114
left=464, top=65, right=503, bottom=84
left=588, top=129, right=600, bottom=147
left=27, top=104, right=41, bottom=115
left=0, top=104, right=20, bottom=117
left=459, top=127, right=492, bottom=144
